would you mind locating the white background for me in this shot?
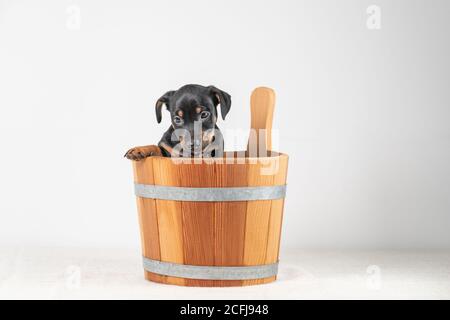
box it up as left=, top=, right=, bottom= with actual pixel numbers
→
left=1, top=0, right=449, bottom=250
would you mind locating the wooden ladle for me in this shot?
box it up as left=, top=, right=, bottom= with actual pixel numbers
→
left=246, top=87, right=276, bottom=157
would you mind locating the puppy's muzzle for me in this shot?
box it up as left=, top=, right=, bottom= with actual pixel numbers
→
left=174, top=129, right=217, bottom=157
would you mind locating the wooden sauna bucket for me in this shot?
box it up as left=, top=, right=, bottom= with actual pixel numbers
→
left=132, top=152, right=288, bottom=287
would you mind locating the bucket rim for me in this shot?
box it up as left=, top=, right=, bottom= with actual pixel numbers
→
left=133, top=151, right=288, bottom=164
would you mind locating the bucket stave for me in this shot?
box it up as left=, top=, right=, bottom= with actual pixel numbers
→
left=132, top=153, right=288, bottom=287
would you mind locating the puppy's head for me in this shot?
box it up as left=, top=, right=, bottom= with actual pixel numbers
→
left=155, top=84, right=231, bottom=156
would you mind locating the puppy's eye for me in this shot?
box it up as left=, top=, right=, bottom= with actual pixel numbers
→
left=200, top=111, right=210, bottom=119
left=173, top=116, right=183, bottom=125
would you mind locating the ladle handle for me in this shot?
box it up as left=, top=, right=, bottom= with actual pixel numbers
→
left=247, top=87, right=276, bottom=156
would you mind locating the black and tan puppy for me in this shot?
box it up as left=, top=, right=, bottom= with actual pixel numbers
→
left=125, top=84, right=231, bottom=160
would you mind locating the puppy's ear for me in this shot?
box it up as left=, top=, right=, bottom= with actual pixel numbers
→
left=155, top=91, right=175, bottom=123
left=208, top=86, right=231, bottom=120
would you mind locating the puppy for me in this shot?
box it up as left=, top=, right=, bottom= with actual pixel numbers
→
left=125, top=84, right=231, bottom=160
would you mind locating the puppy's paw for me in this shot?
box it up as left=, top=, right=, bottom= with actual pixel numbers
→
left=124, top=145, right=162, bottom=160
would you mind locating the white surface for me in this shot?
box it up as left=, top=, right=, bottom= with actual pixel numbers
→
left=1, top=247, right=449, bottom=299
left=1, top=0, right=450, bottom=250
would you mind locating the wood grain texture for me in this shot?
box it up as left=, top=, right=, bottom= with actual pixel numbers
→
left=152, top=158, right=185, bottom=286
left=144, top=272, right=188, bottom=286
left=242, top=159, right=275, bottom=286
left=133, top=159, right=167, bottom=284
left=179, top=161, right=216, bottom=286
left=214, top=161, right=248, bottom=286
left=266, top=154, right=289, bottom=264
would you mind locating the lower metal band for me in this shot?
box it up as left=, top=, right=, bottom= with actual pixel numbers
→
left=143, top=257, right=279, bottom=280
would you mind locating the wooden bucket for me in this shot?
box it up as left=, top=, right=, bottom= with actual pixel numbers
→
left=132, top=153, right=288, bottom=287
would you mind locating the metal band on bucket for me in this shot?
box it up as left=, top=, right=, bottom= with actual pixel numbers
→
left=143, top=257, right=279, bottom=280
left=134, top=184, right=286, bottom=202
